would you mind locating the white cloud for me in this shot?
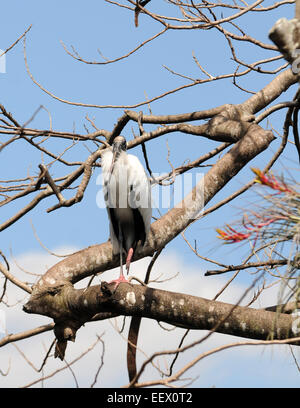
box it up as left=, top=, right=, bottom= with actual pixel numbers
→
left=0, top=248, right=299, bottom=388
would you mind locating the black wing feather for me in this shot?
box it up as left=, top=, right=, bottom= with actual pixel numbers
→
left=109, top=208, right=119, bottom=243
left=132, top=208, right=146, bottom=247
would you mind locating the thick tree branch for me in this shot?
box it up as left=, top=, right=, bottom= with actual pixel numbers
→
left=24, top=283, right=300, bottom=353
left=239, top=68, right=298, bottom=114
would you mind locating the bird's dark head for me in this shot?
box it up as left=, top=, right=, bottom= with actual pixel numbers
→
left=112, top=136, right=127, bottom=153
left=110, top=136, right=127, bottom=174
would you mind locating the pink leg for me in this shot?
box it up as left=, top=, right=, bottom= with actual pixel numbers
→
left=108, top=223, right=129, bottom=290
left=126, top=247, right=134, bottom=274
left=108, top=232, right=130, bottom=288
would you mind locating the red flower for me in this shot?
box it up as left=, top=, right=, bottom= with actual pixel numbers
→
left=216, top=226, right=251, bottom=243
left=216, top=215, right=287, bottom=244
left=251, top=168, right=294, bottom=194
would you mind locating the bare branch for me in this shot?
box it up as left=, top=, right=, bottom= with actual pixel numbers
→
left=0, top=24, right=32, bottom=58
left=0, top=262, right=32, bottom=294
left=60, top=27, right=168, bottom=65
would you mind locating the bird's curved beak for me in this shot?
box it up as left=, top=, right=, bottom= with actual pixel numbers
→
left=109, top=150, right=117, bottom=175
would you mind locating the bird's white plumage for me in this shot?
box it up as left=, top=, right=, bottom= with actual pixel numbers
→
left=101, top=147, right=152, bottom=255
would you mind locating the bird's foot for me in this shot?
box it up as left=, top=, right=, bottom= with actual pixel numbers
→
left=107, top=274, right=129, bottom=290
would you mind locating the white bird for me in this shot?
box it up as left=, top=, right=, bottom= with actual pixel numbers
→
left=101, top=136, right=152, bottom=286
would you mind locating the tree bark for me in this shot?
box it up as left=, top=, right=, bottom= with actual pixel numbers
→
left=24, top=283, right=300, bottom=351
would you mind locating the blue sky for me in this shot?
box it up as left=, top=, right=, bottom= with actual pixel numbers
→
left=0, top=0, right=299, bottom=388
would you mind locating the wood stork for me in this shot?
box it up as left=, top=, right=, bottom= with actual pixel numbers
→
left=102, top=136, right=152, bottom=286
